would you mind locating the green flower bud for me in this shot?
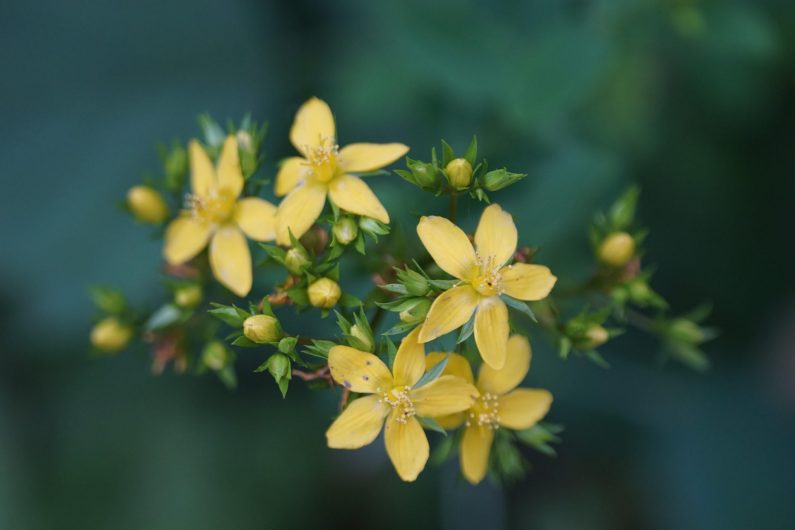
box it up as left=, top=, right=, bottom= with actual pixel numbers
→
left=482, top=168, right=526, bottom=192
left=445, top=158, right=473, bottom=189
left=349, top=323, right=374, bottom=352
left=174, top=284, right=203, bottom=308
left=578, top=324, right=609, bottom=350
left=399, top=298, right=431, bottom=323
left=243, top=314, right=281, bottom=344
left=266, top=353, right=291, bottom=381
left=669, top=318, right=704, bottom=344
left=308, top=278, right=341, bottom=309
left=397, top=268, right=430, bottom=296
left=597, top=231, right=635, bottom=267
left=202, top=341, right=231, bottom=371
left=407, top=159, right=439, bottom=188
left=127, top=186, right=169, bottom=224
left=332, top=217, right=359, bottom=245
left=90, top=317, right=133, bottom=353
left=284, top=247, right=311, bottom=274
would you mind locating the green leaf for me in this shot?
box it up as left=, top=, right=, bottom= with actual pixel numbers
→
left=417, top=417, right=447, bottom=437
left=463, top=135, right=478, bottom=165
left=231, top=336, right=259, bottom=348
left=457, top=314, right=475, bottom=344
left=208, top=303, right=250, bottom=327
left=339, top=293, right=363, bottom=308
left=379, top=283, right=409, bottom=295
left=441, top=139, right=455, bottom=166
left=415, top=353, right=449, bottom=389
left=144, top=304, right=187, bottom=332
left=303, top=339, right=336, bottom=360
left=88, top=286, right=127, bottom=315
left=278, top=336, right=298, bottom=354
left=501, top=296, right=537, bottom=322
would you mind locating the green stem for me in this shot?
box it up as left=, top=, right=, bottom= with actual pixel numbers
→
left=449, top=193, right=459, bottom=223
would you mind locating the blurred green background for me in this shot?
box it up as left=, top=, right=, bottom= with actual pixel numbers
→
left=2, top=0, right=794, bottom=528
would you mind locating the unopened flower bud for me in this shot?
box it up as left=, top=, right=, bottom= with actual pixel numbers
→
left=445, top=158, right=473, bottom=189
left=91, top=317, right=133, bottom=353
left=580, top=324, right=609, bottom=350
left=482, top=168, right=526, bottom=192
left=399, top=299, right=431, bottom=323
left=243, top=314, right=281, bottom=344
left=127, top=186, right=169, bottom=224
left=332, top=217, right=359, bottom=245
left=597, top=231, right=635, bottom=267
left=349, top=324, right=373, bottom=352
left=308, top=278, right=341, bottom=309
left=284, top=247, right=311, bottom=274
left=174, top=284, right=203, bottom=308
left=407, top=159, right=439, bottom=188
left=669, top=318, right=704, bottom=344
left=202, top=341, right=231, bottom=371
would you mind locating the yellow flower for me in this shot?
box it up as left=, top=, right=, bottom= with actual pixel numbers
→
left=274, top=97, right=409, bottom=245
left=426, top=335, right=552, bottom=484
left=326, top=328, right=477, bottom=482
left=416, top=204, right=557, bottom=369
left=163, top=136, right=277, bottom=297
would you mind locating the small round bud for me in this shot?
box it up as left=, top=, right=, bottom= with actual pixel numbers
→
left=202, top=341, right=231, bottom=371
left=408, top=160, right=439, bottom=188
left=174, top=284, right=203, bottom=308
left=580, top=324, right=609, bottom=349
left=445, top=158, right=473, bottom=189
left=332, top=217, right=359, bottom=245
left=597, top=231, right=635, bottom=267
left=127, top=186, right=169, bottom=224
left=399, top=299, right=431, bottom=323
left=669, top=318, right=704, bottom=344
left=349, top=324, right=374, bottom=352
left=284, top=247, right=311, bottom=274
left=90, top=317, right=133, bottom=353
left=243, top=314, right=281, bottom=344
left=307, top=278, right=341, bottom=309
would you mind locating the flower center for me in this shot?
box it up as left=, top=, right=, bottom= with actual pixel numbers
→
left=465, top=393, right=501, bottom=429
left=304, top=138, right=340, bottom=183
left=187, top=189, right=236, bottom=225
left=378, top=385, right=416, bottom=424
left=471, top=254, right=503, bottom=296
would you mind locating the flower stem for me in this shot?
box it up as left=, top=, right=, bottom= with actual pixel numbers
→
left=449, top=193, right=459, bottom=223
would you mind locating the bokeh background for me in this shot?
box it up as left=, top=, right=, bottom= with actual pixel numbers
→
left=2, top=0, right=795, bottom=528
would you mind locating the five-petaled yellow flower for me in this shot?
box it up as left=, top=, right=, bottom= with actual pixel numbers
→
left=326, top=328, right=477, bottom=482
left=274, top=97, right=409, bottom=245
left=417, top=204, right=557, bottom=369
left=426, top=335, right=552, bottom=484
left=164, top=136, right=277, bottom=297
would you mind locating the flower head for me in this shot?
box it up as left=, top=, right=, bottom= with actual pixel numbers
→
left=426, top=335, right=552, bottom=484
left=163, top=136, right=277, bottom=297
left=274, top=97, right=409, bottom=245
left=326, top=328, right=477, bottom=481
left=417, top=204, right=557, bottom=369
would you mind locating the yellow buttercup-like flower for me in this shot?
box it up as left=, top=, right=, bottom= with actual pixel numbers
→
left=274, top=97, right=409, bottom=245
left=163, top=136, right=277, bottom=297
left=416, top=204, right=557, bottom=369
left=426, top=335, right=552, bottom=484
left=326, top=328, right=477, bottom=482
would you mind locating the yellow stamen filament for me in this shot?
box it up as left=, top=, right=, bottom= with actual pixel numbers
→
left=303, top=137, right=340, bottom=183
left=464, top=392, right=501, bottom=430
left=377, top=385, right=416, bottom=424
left=471, top=254, right=503, bottom=296
left=186, top=190, right=236, bottom=225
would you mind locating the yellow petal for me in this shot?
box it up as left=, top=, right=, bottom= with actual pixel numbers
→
left=275, top=157, right=309, bottom=197
left=275, top=183, right=327, bottom=245
left=477, top=335, right=531, bottom=395
left=209, top=227, right=252, bottom=297
left=384, top=413, right=429, bottom=482
left=425, top=352, right=474, bottom=385
left=189, top=139, right=215, bottom=197
left=418, top=285, right=480, bottom=344
left=474, top=203, right=517, bottom=267
left=411, top=375, right=477, bottom=417
left=474, top=297, right=509, bottom=369
left=326, top=395, right=389, bottom=449
left=290, top=97, right=335, bottom=154
left=338, top=143, right=409, bottom=173
left=460, top=425, right=494, bottom=485
left=498, top=389, right=553, bottom=430
left=327, top=174, right=389, bottom=224
left=328, top=346, right=392, bottom=394
left=216, top=135, right=244, bottom=197
left=392, top=327, right=425, bottom=387
left=163, top=215, right=211, bottom=264
left=235, top=198, right=276, bottom=242
left=416, top=216, right=476, bottom=280
left=500, top=263, right=557, bottom=301
left=434, top=412, right=466, bottom=431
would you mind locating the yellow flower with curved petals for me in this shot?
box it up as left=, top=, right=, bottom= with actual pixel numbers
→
left=326, top=327, right=477, bottom=482
left=163, top=136, right=277, bottom=297
left=417, top=204, right=557, bottom=369
left=426, top=335, right=552, bottom=485
left=275, top=97, right=409, bottom=245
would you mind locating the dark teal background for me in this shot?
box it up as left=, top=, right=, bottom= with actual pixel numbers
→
left=2, top=1, right=794, bottom=529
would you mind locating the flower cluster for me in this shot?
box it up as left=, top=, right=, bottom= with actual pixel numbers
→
left=90, top=97, right=715, bottom=484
